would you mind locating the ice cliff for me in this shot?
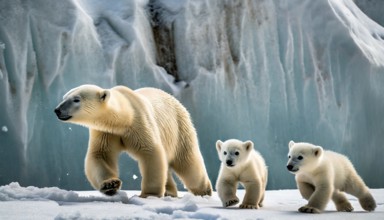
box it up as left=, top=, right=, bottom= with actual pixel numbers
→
left=1, top=0, right=384, bottom=190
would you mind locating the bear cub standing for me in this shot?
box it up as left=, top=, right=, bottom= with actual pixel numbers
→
left=216, top=139, right=268, bottom=209
left=287, top=141, right=376, bottom=213
left=54, top=84, right=212, bottom=198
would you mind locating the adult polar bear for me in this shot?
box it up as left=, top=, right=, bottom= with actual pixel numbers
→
left=54, top=84, right=212, bottom=197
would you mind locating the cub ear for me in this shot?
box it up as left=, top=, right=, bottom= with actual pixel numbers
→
left=216, top=140, right=223, bottom=152
left=289, top=140, right=295, bottom=149
left=100, top=90, right=110, bottom=102
left=313, top=146, right=323, bottom=157
left=244, top=140, right=254, bottom=151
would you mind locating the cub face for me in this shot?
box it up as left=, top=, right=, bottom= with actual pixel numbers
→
left=54, top=84, right=110, bottom=124
left=286, top=141, right=323, bottom=174
left=216, top=139, right=253, bottom=168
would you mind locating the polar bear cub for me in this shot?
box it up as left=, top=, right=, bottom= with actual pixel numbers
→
left=286, top=141, right=376, bottom=213
left=216, top=139, right=268, bottom=209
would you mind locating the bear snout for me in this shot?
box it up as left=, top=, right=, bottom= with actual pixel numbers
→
left=287, top=165, right=294, bottom=171
left=54, top=107, right=72, bottom=121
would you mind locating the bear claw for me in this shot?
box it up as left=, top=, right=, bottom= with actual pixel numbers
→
left=239, top=204, right=259, bottom=209
left=298, top=205, right=321, bottom=213
left=100, top=178, right=122, bottom=196
left=336, top=202, right=354, bottom=212
left=224, top=198, right=239, bottom=207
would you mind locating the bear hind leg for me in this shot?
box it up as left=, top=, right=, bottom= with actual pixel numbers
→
left=344, top=175, right=376, bottom=211
left=173, top=157, right=212, bottom=196
left=332, top=190, right=353, bottom=212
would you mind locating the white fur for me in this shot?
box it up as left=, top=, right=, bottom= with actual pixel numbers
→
left=55, top=85, right=212, bottom=197
left=287, top=141, right=376, bottom=213
left=215, top=139, right=268, bottom=209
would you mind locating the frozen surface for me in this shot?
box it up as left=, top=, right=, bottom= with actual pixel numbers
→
left=0, top=182, right=383, bottom=220
left=1, top=0, right=384, bottom=191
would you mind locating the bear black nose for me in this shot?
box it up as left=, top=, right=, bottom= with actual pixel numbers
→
left=287, top=165, right=293, bottom=171
left=226, top=160, right=233, bottom=166
left=54, top=108, right=61, bottom=116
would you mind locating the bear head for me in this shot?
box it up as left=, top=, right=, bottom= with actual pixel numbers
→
left=216, top=139, right=254, bottom=168
left=286, top=141, right=323, bottom=174
left=54, top=84, right=110, bottom=127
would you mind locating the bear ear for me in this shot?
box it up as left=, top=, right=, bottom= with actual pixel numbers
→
left=244, top=141, right=254, bottom=151
left=216, top=140, right=223, bottom=152
left=313, top=146, right=323, bottom=157
left=288, top=140, right=295, bottom=149
left=100, top=90, right=110, bottom=102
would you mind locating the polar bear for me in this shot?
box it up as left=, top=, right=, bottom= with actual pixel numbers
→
left=215, top=139, right=268, bottom=209
left=54, top=84, right=212, bottom=198
left=286, top=141, right=376, bottom=213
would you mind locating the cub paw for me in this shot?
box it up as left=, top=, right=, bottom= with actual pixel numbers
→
left=298, top=205, right=321, bottom=214
left=336, top=201, right=354, bottom=212
left=100, top=178, right=122, bottom=196
left=359, top=194, right=377, bottom=212
left=239, top=203, right=259, bottom=209
left=224, top=198, right=239, bottom=207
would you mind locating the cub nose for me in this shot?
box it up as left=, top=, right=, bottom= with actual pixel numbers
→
left=226, top=160, right=233, bottom=166
left=287, top=165, right=293, bottom=171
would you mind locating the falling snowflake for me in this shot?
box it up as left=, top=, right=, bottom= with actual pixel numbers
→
left=133, top=174, right=138, bottom=180
left=2, top=126, right=8, bottom=132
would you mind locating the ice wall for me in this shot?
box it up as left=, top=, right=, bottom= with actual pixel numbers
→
left=0, top=0, right=383, bottom=191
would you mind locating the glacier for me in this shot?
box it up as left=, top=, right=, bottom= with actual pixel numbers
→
left=0, top=0, right=384, bottom=191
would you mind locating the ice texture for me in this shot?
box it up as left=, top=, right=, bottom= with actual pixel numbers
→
left=0, top=0, right=384, bottom=190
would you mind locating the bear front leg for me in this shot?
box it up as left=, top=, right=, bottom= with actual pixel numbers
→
left=165, top=170, right=178, bottom=197
left=216, top=178, right=239, bottom=207
left=137, top=149, right=168, bottom=198
left=240, top=181, right=262, bottom=209
left=299, top=183, right=332, bottom=213
left=297, top=181, right=315, bottom=200
left=85, top=131, right=122, bottom=196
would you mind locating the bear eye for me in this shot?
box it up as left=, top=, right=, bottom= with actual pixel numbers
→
left=235, top=151, right=239, bottom=156
left=223, top=151, right=227, bottom=155
left=288, top=155, right=291, bottom=159
left=298, top=156, right=303, bottom=160
left=73, top=97, right=80, bottom=103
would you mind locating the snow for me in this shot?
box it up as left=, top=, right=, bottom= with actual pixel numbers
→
left=0, top=183, right=383, bottom=220
left=0, top=0, right=384, bottom=194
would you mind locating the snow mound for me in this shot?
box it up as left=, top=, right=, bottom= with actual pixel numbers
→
left=0, top=182, right=129, bottom=204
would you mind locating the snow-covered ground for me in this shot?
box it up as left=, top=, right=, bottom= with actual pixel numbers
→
left=0, top=183, right=383, bottom=220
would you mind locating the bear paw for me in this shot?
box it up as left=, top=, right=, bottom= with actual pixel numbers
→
left=359, top=194, right=377, bottom=211
left=100, top=178, right=122, bottom=196
left=298, top=205, right=321, bottom=214
left=224, top=198, right=239, bottom=207
left=239, top=203, right=259, bottom=209
left=164, top=191, right=178, bottom=197
left=336, top=201, right=354, bottom=212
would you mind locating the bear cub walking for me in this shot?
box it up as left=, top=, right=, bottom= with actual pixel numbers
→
left=287, top=141, right=376, bottom=213
left=216, top=139, right=268, bottom=209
